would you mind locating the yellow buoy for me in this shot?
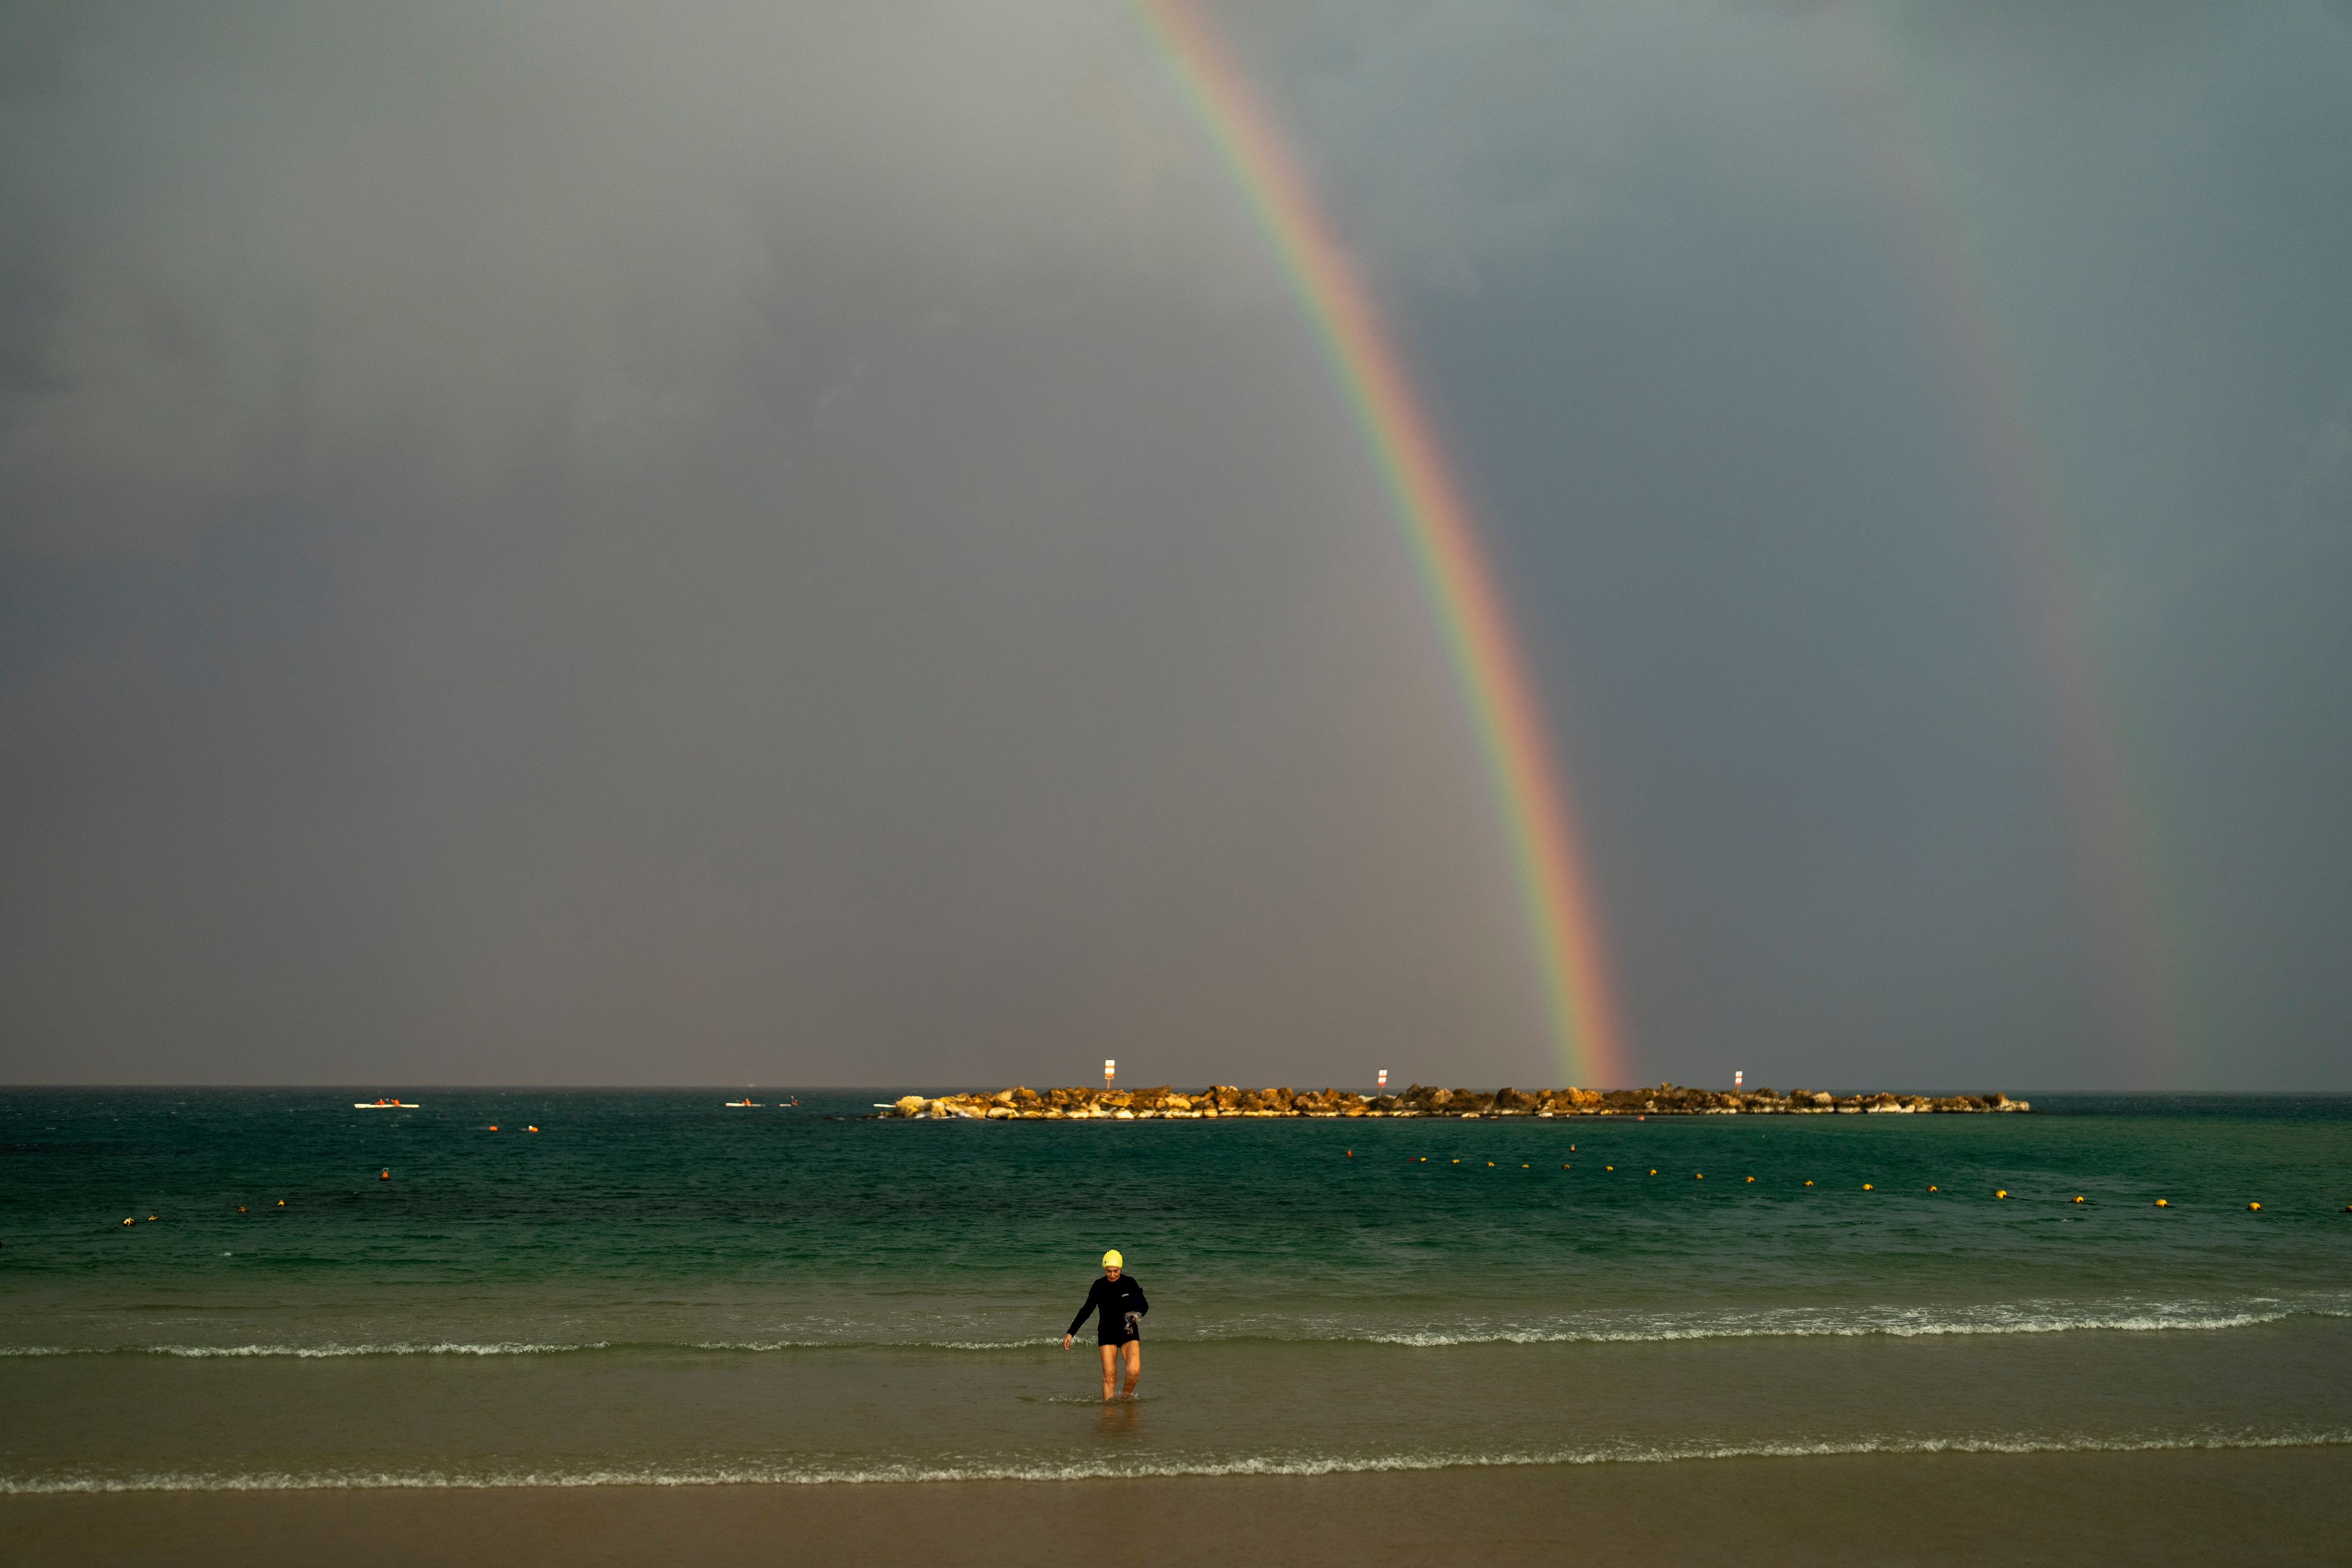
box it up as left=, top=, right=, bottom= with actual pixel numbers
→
left=276, top=1199, right=286, bottom=1207
left=1487, top=1161, right=1495, bottom=1167
left=1562, top=1163, right=1570, bottom=1169
left=1606, top=1165, right=1614, bottom=1171
left=236, top=1205, right=247, bottom=1213
left=1649, top=1168, right=1657, bottom=1175
left=2155, top=1199, right=2169, bottom=1208
left=1521, top=1164, right=1529, bottom=1169
left=122, top=1217, right=134, bottom=1226
left=1996, top=1189, right=2008, bottom=1199
left=2248, top=1202, right=2261, bottom=1211
left=1746, top=1176, right=1755, bottom=1183
left=146, top=1215, right=157, bottom=1222
left=1804, top=1179, right=1814, bottom=1186
left=1927, top=1185, right=1938, bottom=1193
left=1863, top=1183, right=1873, bottom=1191
left=2073, top=1196, right=2086, bottom=1204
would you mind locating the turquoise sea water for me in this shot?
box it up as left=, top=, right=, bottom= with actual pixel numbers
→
left=3, top=1090, right=2349, bottom=1490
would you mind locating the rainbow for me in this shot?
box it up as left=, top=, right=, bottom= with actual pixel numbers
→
left=1826, top=14, right=2196, bottom=1085
left=1136, top=1, right=1630, bottom=1087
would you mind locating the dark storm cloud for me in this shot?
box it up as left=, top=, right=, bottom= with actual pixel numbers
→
left=2, top=1, right=2346, bottom=1087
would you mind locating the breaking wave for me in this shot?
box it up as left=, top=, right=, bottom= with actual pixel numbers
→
left=3, top=1298, right=2338, bottom=1360
left=6, top=1429, right=2346, bottom=1494
left=1351, top=1303, right=2307, bottom=1346
left=0, top=1341, right=608, bottom=1360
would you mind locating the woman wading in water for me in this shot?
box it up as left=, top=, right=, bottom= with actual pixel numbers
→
left=1063, top=1250, right=1147, bottom=1401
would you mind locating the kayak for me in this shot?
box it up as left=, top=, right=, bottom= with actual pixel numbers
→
left=354, top=1099, right=418, bottom=1109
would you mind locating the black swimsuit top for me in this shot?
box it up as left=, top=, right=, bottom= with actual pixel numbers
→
left=1067, top=1274, right=1148, bottom=1339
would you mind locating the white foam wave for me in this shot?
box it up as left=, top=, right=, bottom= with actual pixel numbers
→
left=6, top=1429, right=2346, bottom=1494
left=0, top=1341, right=608, bottom=1360
left=0, top=1336, right=1058, bottom=1360
left=687, top=1338, right=1054, bottom=1352
left=0, top=1301, right=2330, bottom=1360
left=1355, top=1308, right=2294, bottom=1348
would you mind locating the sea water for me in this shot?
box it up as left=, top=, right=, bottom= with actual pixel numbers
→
left=3, top=1090, right=2348, bottom=1491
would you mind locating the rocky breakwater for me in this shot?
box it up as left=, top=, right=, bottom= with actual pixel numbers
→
left=876, top=1084, right=2030, bottom=1118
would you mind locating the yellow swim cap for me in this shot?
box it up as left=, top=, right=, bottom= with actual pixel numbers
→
left=1102, top=1250, right=1123, bottom=1268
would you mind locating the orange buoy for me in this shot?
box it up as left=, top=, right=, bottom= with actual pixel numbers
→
left=1346, top=1150, right=1353, bottom=1158
left=488, top=1125, right=498, bottom=1132
left=380, top=1170, right=390, bottom=1181
left=528, top=1126, right=539, bottom=1133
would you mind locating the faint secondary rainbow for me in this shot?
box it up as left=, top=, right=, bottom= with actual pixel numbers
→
left=1136, top=0, right=1630, bottom=1087
left=1824, top=11, right=2197, bottom=1085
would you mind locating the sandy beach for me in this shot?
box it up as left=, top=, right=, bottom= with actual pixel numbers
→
left=7, top=1444, right=2348, bottom=1567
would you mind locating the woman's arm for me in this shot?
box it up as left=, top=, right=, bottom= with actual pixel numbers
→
left=1128, top=1278, right=1148, bottom=1317
left=1066, top=1280, right=1103, bottom=1339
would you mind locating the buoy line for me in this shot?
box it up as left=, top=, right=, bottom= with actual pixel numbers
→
left=1368, top=1164, right=2326, bottom=1212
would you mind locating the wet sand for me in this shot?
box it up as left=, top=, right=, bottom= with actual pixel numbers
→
left=6, top=1444, right=2346, bottom=1567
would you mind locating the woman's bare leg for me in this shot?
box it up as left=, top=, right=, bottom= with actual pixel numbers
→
left=1120, top=1339, right=1141, bottom=1398
left=1097, top=1343, right=1117, bottom=1401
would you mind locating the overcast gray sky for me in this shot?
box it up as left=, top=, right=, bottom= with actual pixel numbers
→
left=2, top=1, right=2346, bottom=1089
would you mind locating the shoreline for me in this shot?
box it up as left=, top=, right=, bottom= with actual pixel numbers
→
left=879, top=1080, right=2034, bottom=1119
left=4, top=1444, right=2340, bottom=1567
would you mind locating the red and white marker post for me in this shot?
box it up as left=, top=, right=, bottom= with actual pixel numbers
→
left=1104, top=1058, right=1116, bottom=1090
left=1735, top=1071, right=1744, bottom=1090
left=1378, top=1069, right=1389, bottom=1091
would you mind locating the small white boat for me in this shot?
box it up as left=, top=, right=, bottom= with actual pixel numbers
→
left=353, top=1098, right=418, bottom=1109
left=724, top=1099, right=761, bottom=1107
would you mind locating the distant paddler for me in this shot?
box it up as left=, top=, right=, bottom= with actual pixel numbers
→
left=1063, top=1250, right=1148, bottom=1401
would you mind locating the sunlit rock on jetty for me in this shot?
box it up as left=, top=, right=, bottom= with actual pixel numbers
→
left=876, top=1084, right=2029, bottom=1119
